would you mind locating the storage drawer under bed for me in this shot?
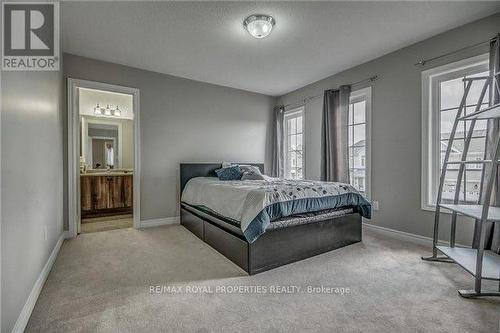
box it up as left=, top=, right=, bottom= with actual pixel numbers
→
left=180, top=207, right=249, bottom=272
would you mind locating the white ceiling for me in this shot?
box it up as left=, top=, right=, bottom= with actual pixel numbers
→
left=62, top=1, right=500, bottom=96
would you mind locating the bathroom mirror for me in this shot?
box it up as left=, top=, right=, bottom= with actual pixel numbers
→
left=80, top=115, right=134, bottom=171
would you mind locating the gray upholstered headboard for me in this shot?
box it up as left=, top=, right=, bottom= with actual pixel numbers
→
left=180, top=163, right=265, bottom=194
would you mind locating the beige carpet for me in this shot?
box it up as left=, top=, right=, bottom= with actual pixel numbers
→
left=26, top=225, right=499, bottom=332
left=80, top=215, right=133, bottom=234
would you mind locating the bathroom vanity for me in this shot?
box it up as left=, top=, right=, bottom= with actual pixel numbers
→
left=80, top=172, right=133, bottom=218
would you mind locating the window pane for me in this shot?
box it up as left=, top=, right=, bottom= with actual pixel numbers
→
left=353, top=101, right=366, bottom=124
left=465, top=169, right=482, bottom=202
left=354, top=147, right=366, bottom=169
left=296, top=116, right=303, bottom=134
left=431, top=61, right=489, bottom=206
left=441, top=138, right=464, bottom=164
left=465, top=119, right=487, bottom=137
left=348, top=104, right=353, bottom=125
left=348, top=126, right=354, bottom=146
left=466, top=137, right=486, bottom=160
left=353, top=124, right=365, bottom=146
left=296, top=167, right=303, bottom=180
left=466, top=81, right=488, bottom=106
left=296, top=134, right=303, bottom=151
left=441, top=169, right=465, bottom=202
left=348, top=147, right=354, bottom=169
left=284, top=109, right=305, bottom=179
left=439, top=109, right=458, bottom=140
left=290, top=151, right=296, bottom=167
left=440, top=77, right=464, bottom=110
left=290, top=135, right=297, bottom=151
left=292, top=118, right=297, bottom=134
left=297, top=153, right=303, bottom=171
left=466, top=71, right=490, bottom=106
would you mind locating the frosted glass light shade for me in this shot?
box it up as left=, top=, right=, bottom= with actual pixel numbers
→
left=94, top=103, right=102, bottom=115
left=244, top=15, right=275, bottom=39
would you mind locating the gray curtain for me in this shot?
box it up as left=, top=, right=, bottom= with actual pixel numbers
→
left=320, top=85, right=351, bottom=182
left=474, top=34, right=500, bottom=254
left=271, top=105, right=285, bottom=178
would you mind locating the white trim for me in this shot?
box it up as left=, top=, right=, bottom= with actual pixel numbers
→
left=140, top=217, right=180, bottom=229
left=349, top=87, right=372, bottom=199
left=11, top=231, right=68, bottom=333
left=67, top=78, right=141, bottom=238
left=421, top=54, right=489, bottom=211
left=363, top=222, right=466, bottom=248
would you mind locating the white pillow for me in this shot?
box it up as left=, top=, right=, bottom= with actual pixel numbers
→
left=239, top=165, right=261, bottom=174
left=222, top=163, right=262, bottom=175
left=241, top=170, right=266, bottom=180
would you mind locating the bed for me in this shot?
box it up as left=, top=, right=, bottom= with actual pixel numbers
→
left=180, top=163, right=370, bottom=275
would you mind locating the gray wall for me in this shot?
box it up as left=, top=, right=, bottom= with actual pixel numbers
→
left=64, top=54, right=276, bottom=222
left=277, top=13, right=500, bottom=245
left=1, top=72, right=64, bottom=330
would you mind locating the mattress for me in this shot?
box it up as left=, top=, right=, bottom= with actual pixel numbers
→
left=181, top=177, right=371, bottom=243
left=183, top=203, right=354, bottom=234
left=267, top=208, right=354, bottom=230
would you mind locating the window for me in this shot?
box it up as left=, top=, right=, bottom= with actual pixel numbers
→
left=421, top=54, right=489, bottom=210
left=348, top=87, right=371, bottom=197
left=284, top=107, right=305, bottom=179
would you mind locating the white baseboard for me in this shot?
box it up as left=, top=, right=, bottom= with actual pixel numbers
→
left=362, top=222, right=467, bottom=248
left=140, top=216, right=180, bottom=229
left=12, top=231, right=66, bottom=333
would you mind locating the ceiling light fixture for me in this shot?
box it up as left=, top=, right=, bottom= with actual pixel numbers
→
left=244, top=14, right=275, bottom=39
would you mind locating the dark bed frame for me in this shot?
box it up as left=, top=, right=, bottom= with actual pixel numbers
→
left=180, top=163, right=362, bottom=275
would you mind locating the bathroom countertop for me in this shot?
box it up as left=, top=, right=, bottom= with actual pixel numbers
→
left=80, top=172, right=134, bottom=177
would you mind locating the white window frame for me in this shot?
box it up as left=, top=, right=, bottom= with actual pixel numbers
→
left=348, top=87, right=372, bottom=199
left=421, top=54, right=489, bottom=211
left=284, top=106, right=305, bottom=179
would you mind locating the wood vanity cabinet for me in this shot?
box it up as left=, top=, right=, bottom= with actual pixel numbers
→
left=81, top=175, right=133, bottom=218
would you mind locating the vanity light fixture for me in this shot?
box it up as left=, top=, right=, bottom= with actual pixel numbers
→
left=114, top=106, right=121, bottom=117
left=94, top=103, right=102, bottom=115
left=104, top=104, right=112, bottom=116
left=244, top=14, right=275, bottom=39
left=92, top=103, right=123, bottom=117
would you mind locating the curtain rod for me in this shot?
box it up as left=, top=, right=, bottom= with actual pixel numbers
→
left=414, top=35, right=498, bottom=66
left=283, top=75, right=379, bottom=109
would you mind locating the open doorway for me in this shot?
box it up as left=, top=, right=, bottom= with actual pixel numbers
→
left=68, top=79, right=140, bottom=236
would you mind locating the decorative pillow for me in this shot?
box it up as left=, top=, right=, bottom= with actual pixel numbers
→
left=241, top=170, right=266, bottom=180
left=221, top=161, right=232, bottom=168
left=239, top=165, right=262, bottom=174
left=215, top=165, right=242, bottom=181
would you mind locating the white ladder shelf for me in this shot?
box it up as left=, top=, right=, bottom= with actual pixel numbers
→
left=422, top=73, right=500, bottom=298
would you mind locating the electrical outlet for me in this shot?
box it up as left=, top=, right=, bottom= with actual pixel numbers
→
left=371, top=200, right=379, bottom=211
left=43, top=226, right=48, bottom=241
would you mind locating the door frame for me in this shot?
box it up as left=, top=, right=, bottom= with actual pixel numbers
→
left=67, top=78, right=141, bottom=237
